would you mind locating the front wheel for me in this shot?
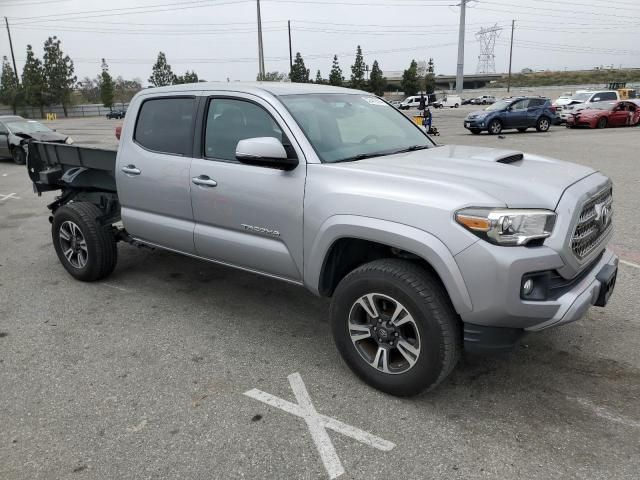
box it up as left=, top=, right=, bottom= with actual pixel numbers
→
left=536, top=116, right=551, bottom=132
left=454, top=103, right=459, bottom=108
left=330, top=259, right=461, bottom=396
left=52, top=202, right=118, bottom=281
left=12, top=148, right=26, bottom=165
left=488, top=119, right=502, bottom=135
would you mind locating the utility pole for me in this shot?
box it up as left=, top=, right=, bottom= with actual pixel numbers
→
left=4, top=17, right=19, bottom=84
left=256, top=0, right=265, bottom=79
left=288, top=20, right=293, bottom=78
left=507, top=19, right=515, bottom=93
left=455, top=0, right=469, bottom=94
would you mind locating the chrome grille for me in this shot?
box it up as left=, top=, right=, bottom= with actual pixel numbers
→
left=571, top=187, right=613, bottom=260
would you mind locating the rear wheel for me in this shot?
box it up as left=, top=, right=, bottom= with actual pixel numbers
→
left=330, top=259, right=461, bottom=396
left=11, top=148, right=26, bottom=165
left=597, top=117, right=608, bottom=129
left=488, top=119, right=502, bottom=135
left=454, top=103, right=459, bottom=108
left=52, top=202, right=118, bottom=281
left=536, top=116, right=551, bottom=132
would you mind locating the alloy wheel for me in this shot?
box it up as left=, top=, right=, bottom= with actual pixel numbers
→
left=58, top=220, right=89, bottom=269
left=348, top=293, right=421, bottom=375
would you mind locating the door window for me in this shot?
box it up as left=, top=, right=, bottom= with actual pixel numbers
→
left=510, top=99, right=529, bottom=111
left=134, top=97, right=195, bottom=155
left=204, top=98, right=287, bottom=161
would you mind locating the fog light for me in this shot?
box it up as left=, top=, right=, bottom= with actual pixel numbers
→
left=522, top=278, right=534, bottom=296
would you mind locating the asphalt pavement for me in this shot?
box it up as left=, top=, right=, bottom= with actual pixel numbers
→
left=1, top=109, right=639, bottom=479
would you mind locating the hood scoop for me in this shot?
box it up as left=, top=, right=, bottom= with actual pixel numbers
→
left=468, top=149, right=524, bottom=164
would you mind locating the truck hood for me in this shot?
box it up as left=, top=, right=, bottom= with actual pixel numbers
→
left=330, top=144, right=596, bottom=209
left=13, top=131, right=68, bottom=143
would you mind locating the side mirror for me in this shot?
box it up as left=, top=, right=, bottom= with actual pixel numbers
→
left=235, top=137, right=298, bottom=171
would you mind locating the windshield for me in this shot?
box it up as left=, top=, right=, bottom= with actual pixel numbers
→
left=571, top=92, right=592, bottom=101
left=485, top=100, right=510, bottom=111
left=280, top=94, right=433, bottom=163
left=6, top=120, right=52, bottom=134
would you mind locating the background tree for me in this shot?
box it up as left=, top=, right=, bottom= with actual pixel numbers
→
left=424, top=57, right=436, bottom=94
left=315, top=70, right=324, bottom=84
left=257, top=71, right=286, bottom=82
left=99, top=58, right=114, bottom=109
left=114, top=76, right=142, bottom=104
left=401, top=59, right=419, bottom=97
left=290, top=52, right=310, bottom=83
left=0, top=56, right=20, bottom=114
left=368, top=60, right=385, bottom=96
left=22, top=45, right=47, bottom=118
left=148, top=52, right=175, bottom=87
left=350, top=45, right=366, bottom=90
left=77, top=76, right=100, bottom=104
left=175, top=70, right=199, bottom=84
left=329, top=55, right=343, bottom=87
left=43, top=36, right=76, bottom=116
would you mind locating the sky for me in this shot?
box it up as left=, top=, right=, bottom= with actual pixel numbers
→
left=1, top=0, right=639, bottom=85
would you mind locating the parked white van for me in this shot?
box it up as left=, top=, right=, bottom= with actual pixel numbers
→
left=434, top=95, right=462, bottom=108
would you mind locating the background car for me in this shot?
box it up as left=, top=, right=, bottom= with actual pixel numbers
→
left=463, top=96, right=555, bottom=135
left=557, top=90, right=620, bottom=123
left=566, top=100, right=640, bottom=129
left=471, top=95, right=496, bottom=105
left=106, top=109, right=126, bottom=119
left=0, top=115, right=72, bottom=165
left=398, top=94, right=436, bottom=110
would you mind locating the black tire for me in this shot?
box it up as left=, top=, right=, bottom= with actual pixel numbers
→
left=330, top=259, right=461, bottom=396
left=488, top=119, right=502, bottom=135
left=12, top=148, right=26, bottom=165
left=470, top=128, right=481, bottom=135
left=517, top=127, right=528, bottom=133
left=597, top=117, right=608, bottom=129
left=536, top=116, right=551, bottom=132
left=454, top=103, right=459, bottom=108
left=52, top=202, right=117, bottom=282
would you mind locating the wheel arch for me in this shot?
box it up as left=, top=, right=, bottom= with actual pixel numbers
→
left=305, top=215, right=473, bottom=315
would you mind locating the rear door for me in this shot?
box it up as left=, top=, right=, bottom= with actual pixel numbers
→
left=116, top=94, right=198, bottom=253
left=189, top=94, right=306, bottom=281
left=0, top=123, right=10, bottom=158
left=526, top=98, right=546, bottom=126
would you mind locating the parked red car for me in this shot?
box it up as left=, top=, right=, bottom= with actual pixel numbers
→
left=566, top=100, right=640, bottom=129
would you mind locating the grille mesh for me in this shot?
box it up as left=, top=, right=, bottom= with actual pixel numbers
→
left=571, top=187, right=613, bottom=260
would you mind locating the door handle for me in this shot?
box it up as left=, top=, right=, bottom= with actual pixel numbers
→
left=121, top=165, right=141, bottom=175
left=192, top=175, right=218, bottom=187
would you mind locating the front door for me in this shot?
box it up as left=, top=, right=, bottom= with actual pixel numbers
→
left=608, top=103, right=629, bottom=127
left=189, top=95, right=306, bottom=282
left=506, top=99, right=529, bottom=128
left=116, top=95, right=198, bottom=254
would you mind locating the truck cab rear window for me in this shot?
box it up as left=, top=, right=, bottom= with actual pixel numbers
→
left=134, top=97, right=195, bottom=155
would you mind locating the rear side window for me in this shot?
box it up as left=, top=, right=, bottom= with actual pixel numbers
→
left=597, top=92, right=617, bottom=101
left=528, top=99, right=546, bottom=107
left=134, top=97, right=195, bottom=155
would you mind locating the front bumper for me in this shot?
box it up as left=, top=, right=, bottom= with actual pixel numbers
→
left=455, top=241, right=618, bottom=332
left=463, top=118, right=488, bottom=130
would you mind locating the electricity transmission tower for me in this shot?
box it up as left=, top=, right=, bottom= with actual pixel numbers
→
left=475, top=24, right=502, bottom=74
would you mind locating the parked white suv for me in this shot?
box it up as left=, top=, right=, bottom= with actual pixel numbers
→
left=558, top=90, right=620, bottom=122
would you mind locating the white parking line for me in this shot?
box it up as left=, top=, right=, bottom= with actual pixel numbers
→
left=0, top=193, right=20, bottom=201
left=244, top=372, right=395, bottom=479
left=573, top=397, right=640, bottom=429
left=620, top=259, right=640, bottom=270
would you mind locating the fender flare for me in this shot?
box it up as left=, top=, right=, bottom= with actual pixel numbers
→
left=305, top=215, right=473, bottom=314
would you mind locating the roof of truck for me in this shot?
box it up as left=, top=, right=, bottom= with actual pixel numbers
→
left=142, top=81, right=367, bottom=97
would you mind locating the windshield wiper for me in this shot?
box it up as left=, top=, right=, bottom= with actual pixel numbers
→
left=333, top=145, right=430, bottom=164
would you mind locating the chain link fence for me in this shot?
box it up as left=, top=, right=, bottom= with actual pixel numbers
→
left=0, top=103, right=129, bottom=119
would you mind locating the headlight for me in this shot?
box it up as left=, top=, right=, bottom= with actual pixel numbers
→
left=455, top=207, right=556, bottom=246
left=65, top=136, right=74, bottom=144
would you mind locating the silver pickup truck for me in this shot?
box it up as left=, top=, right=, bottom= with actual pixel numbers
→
left=27, top=83, right=618, bottom=396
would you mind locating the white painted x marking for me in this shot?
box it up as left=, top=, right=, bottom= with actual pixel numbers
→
left=244, top=372, right=395, bottom=479
left=0, top=193, right=20, bottom=201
